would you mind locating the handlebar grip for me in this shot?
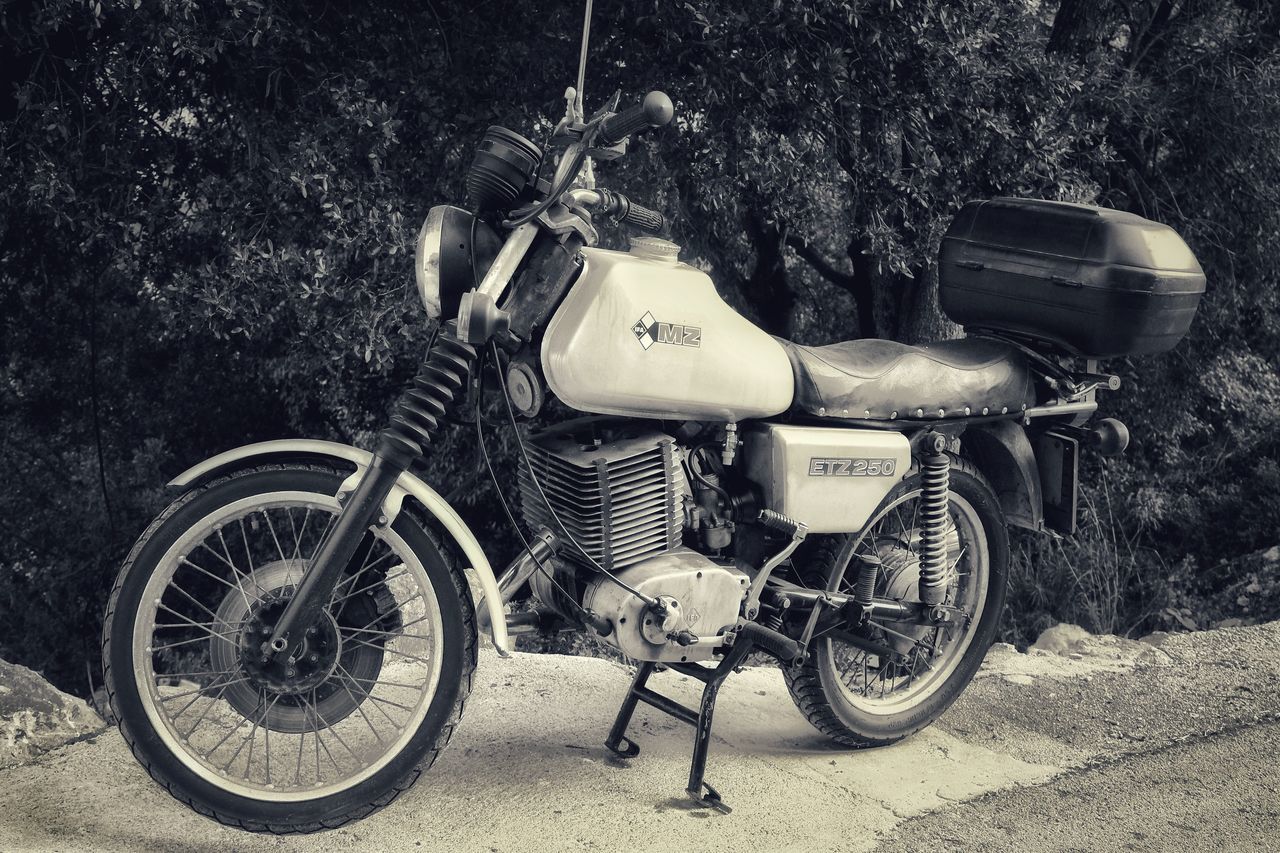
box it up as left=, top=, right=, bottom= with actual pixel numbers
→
left=591, top=189, right=667, bottom=232
left=597, top=91, right=674, bottom=146
left=618, top=199, right=666, bottom=233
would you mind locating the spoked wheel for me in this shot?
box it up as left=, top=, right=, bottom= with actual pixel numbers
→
left=102, top=463, right=476, bottom=833
left=783, top=456, right=1008, bottom=747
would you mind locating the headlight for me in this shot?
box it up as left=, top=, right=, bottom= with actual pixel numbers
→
left=414, top=205, right=447, bottom=319
left=413, top=205, right=503, bottom=321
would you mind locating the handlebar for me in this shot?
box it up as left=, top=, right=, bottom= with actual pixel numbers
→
left=597, top=91, right=674, bottom=146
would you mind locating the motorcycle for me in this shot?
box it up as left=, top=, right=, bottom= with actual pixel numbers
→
left=100, top=55, right=1206, bottom=833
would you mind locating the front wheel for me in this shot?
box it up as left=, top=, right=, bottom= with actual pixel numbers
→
left=102, top=462, right=477, bottom=833
left=783, top=456, right=1008, bottom=747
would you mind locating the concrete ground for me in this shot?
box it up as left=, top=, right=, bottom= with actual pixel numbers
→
left=1, top=622, right=1277, bottom=852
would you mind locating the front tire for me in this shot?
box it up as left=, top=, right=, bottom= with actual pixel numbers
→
left=783, top=456, right=1008, bottom=747
left=102, top=463, right=477, bottom=833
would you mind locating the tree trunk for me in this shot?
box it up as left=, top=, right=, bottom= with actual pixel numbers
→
left=1047, top=0, right=1115, bottom=57
left=741, top=212, right=794, bottom=338
left=844, top=236, right=879, bottom=339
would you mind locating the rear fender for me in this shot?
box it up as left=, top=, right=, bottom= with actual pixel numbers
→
left=961, top=421, right=1044, bottom=533
left=168, top=439, right=510, bottom=655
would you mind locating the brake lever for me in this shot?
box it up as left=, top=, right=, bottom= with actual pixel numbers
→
left=585, top=89, right=621, bottom=124
left=583, top=92, right=630, bottom=161
left=586, top=139, right=628, bottom=161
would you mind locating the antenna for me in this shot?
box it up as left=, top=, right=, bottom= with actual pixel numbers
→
left=575, top=0, right=593, bottom=117
left=572, top=0, right=597, bottom=189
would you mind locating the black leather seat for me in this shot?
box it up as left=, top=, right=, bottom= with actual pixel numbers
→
left=777, top=337, right=1036, bottom=421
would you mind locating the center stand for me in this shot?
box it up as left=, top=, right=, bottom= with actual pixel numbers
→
left=603, top=622, right=802, bottom=814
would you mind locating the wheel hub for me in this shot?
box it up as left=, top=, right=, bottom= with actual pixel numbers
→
left=209, top=558, right=393, bottom=733
left=238, top=592, right=341, bottom=695
left=876, top=543, right=933, bottom=655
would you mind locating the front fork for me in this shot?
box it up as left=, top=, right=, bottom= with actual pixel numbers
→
left=264, top=326, right=477, bottom=662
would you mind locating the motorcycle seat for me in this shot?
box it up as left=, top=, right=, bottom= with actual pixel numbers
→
left=777, top=337, right=1036, bottom=421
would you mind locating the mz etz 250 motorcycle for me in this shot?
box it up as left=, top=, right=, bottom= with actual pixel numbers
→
left=102, top=83, right=1206, bottom=831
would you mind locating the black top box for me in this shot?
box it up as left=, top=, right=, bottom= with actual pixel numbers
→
left=939, top=198, right=1206, bottom=358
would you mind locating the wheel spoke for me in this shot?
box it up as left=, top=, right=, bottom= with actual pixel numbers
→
left=331, top=566, right=409, bottom=610
left=348, top=592, right=424, bottom=635
left=155, top=601, right=238, bottom=635
left=335, top=662, right=418, bottom=713
left=220, top=691, right=274, bottom=774
left=195, top=538, right=240, bottom=573
left=301, top=693, right=361, bottom=762
left=329, top=551, right=400, bottom=608
left=261, top=508, right=289, bottom=563
left=308, top=706, right=344, bottom=775
left=216, top=528, right=255, bottom=611
left=334, top=663, right=405, bottom=727
left=288, top=506, right=306, bottom=562
left=342, top=635, right=434, bottom=668
left=176, top=557, right=241, bottom=596
left=337, top=677, right=387, bottom=744
left=200, top=704, right=257, bottom=760
left=163, top=579, right=225, bottom=624
left=150, top=631, right=238, bottom=654
left=168, top=671, right=236, bottom=722
left=159, top=676, right=249, bottom=704
left=295, top=721, right=307, bottom=786
left=157, top=667, right=238, bottom=681
left=238, top=517, right=264, bottom=594
left=340, top=616, right=434, bottom=642
left=314, top=688, right=324, bottom=781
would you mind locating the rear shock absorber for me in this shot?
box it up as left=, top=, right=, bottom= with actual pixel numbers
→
left=917, top=432, right=951, bottom=607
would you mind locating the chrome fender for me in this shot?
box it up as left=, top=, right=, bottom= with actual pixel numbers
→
left=168, top=439, right=510, bottom=655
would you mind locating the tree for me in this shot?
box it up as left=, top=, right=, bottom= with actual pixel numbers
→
left=3, top=0, right=1279, bottom=691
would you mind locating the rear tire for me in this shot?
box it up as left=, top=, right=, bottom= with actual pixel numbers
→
left=102, top=463, right=477, bottom=833
left=783, top=456, right=1008, bottom=747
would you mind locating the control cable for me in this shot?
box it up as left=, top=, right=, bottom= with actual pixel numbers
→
left=490, top=341, right=662, bottom=609
left=474, top=347, right=585, bottom=616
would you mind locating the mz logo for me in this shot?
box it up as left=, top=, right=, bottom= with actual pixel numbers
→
left=632, top=312, right=702, bottom=351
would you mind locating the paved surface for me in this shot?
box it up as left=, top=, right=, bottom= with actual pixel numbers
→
left=1, top=623, right=1277, bottom=852
left=877, top=719, right=1280, bottom=852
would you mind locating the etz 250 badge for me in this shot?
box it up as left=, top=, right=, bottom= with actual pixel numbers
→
left=808, top=457, right=898, bottom=477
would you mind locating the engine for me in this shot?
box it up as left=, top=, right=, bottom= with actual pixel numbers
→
left=519, top=418, right=748, bottom=661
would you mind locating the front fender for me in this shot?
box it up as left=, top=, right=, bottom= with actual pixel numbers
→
left=169, top=439, right=510, bottom=655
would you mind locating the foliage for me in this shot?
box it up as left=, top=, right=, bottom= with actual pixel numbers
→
left=3, top=0, right=1279, bottom=692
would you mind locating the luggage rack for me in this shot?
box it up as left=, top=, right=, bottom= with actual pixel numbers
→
left=967, top=329, right=1119, bottom=410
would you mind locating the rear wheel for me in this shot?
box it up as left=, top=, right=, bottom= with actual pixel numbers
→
left=102, top=463, right=477, bottom=833
left=783, top=456, right=1008, bottom=747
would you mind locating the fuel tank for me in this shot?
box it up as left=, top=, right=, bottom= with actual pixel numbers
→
left=540, top=245, right=795, bottom=420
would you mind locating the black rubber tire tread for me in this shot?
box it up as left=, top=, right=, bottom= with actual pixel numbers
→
left=782, top=455, right=1008, bottom=748
left=101, top=462, right=478, bottom=834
